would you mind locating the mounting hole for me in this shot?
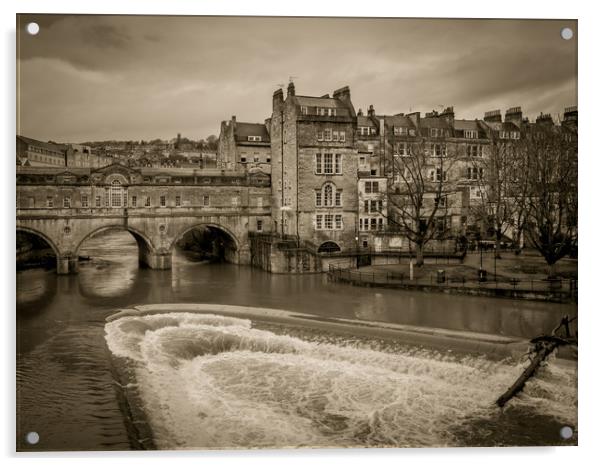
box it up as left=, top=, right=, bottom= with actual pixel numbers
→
left=25, top=431, right=40, bottom=445
left=561, top=27, right=573, bottom=40
left=26, top=22, right=40, bottom=36
left=560, top=425, right=573, bottom=439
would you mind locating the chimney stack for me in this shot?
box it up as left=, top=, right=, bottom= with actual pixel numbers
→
left=287, top=81, right=295, bottom=97
left=504, top=106, right=523, bottom=127
left=272, top=88, right=284, bottom=112
left=484, top=109, right=502, bottom=123
left=368, top=104, right=375, bottom=117
left=440, top=106, right=454, bottom=124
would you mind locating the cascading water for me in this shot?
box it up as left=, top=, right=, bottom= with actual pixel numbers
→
left=105, top=312, right=577, bottom=449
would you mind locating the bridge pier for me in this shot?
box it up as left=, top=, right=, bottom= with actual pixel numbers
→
left=140, top=249, right=172, bottom=270
left=57, top=254, right=78, bottom=275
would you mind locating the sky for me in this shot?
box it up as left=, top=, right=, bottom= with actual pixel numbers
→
left=16, top=15, right=577, bottom=143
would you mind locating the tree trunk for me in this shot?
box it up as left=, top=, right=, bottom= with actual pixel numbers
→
left=415, top=243, right=424, bottom=267
left=495, top=231, right=502, bottom=259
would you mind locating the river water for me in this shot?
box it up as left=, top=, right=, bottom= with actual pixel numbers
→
left=16, top=231, right=577, bottom=451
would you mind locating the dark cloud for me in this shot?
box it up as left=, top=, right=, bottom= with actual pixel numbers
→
left=16, top=16, right=577, bottom=142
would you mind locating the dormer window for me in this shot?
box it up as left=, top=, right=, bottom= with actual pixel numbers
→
left=247, top=135, right=262, bottom=142
left=300, top=106, right=308, bottom=115
left=464, top=130, right=478, bottom=139
left=394, top=127, right=408, bottom=136
left=430, top=128, right=445, bottom=137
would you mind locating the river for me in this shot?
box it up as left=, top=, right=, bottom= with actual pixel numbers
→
left=16, top=230, right=577, bottom=451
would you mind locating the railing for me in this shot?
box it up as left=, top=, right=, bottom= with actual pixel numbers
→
left=327, top=263, right=578, bottom=301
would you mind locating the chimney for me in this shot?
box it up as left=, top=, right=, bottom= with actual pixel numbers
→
left=272, top=88, right=284, bottom=112
left=535, top=112, right=554, bottom=126
left=484, top=109, right=502, bottom=123
left=357, top=108, right=363, bottom=116
left=504, top=106, right=523, bottom=127
left=367, top=104, right=375, bottom=117
left=563, top=106, right=578, bottom=126
left=440, top=106, right=454, bottom=124
left=407, top=111, right=420, bottom=128
left=333, top=85, right=355, bottom=115
left=287, top=81, right=295, bottom=97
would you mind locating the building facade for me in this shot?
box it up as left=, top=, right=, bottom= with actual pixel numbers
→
left=217, top=116, right=272, bottom=173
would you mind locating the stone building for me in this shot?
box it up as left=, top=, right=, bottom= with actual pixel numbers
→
left=270, top=82, right=359, bottom=253
left=17, top=135, right=67, bottom=167
left=217, top=116, right=272, bottom=173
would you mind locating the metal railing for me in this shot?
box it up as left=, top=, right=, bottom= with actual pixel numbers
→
left=327, top=263, right=577, bottom=301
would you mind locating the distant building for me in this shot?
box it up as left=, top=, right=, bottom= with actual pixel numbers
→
left=17, top=135, right=67, bottom=167
left=217, top=116, right=271, bottom=173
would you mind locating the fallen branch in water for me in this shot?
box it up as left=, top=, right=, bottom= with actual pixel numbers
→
left=495, top=315, right=577, bottom=408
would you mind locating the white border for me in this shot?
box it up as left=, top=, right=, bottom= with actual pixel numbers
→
left=3, top=1, right=599, bottom=465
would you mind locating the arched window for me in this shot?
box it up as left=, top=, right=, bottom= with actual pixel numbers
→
left=110, top=180, right=123, bottom=207
left=318, top=241, right=341, bottom=253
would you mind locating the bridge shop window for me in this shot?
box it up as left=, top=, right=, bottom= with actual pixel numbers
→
left=175, top=196, right=181, bottom=207
left=95, top=196, right=101, bottom=207
left=160, top=195, right=166, bottom=207
left=131, top=196, right=137, bottom=207
left=63, top=196, right=71, bottom=208
left=81, top=195, right=88, bottom=208
left=256, top=219, right=263, bottom=231
left=46, top=196, right=53, bottom=208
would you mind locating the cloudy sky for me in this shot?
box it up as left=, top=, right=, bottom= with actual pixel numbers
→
left=17, top=15, right=577, bottom=143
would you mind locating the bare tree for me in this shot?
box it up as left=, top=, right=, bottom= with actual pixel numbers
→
left=520, top=125, right=578, bottom=277
left=384, top=139, right=456, bottom=266
left=468, top=137, right=529, bottom=258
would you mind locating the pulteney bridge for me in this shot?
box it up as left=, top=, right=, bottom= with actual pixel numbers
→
left=16, top=164, right=272, bottom=273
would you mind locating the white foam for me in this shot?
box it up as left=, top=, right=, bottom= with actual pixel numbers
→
left=105, top=312, right=577, bottom=449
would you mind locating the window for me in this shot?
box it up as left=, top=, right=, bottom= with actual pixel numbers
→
left=81, top=195, right=88, bottom=208
left=46, top=196, right=54, bottom=208
left=324, top=214, right=333, bottom=230
left=317, top=131, right=324, bottom=142
left=63, top=196, right=71, bottom=208
left=203, top=195, right=209, bottom=206
left=435, top=196, right=447, bottom=208
left=257, top=219, right=263, bottom=231
left=325, top=129, right=332, bottom=141
left=430, top=128, right=444, bottom=137
left=339, top=131, right=346, bottom=142
left=394, top=127, right=408, bottom=136
left=318, top=107, right=326, bottom=116
left=328, top=108, right=336, bottom=116
left=323, top=153, right=333, bottom=174
left=315, top=191, right=322, bottom=207
left=131, top=196, right=137, bottom=207
left=499, top=131, right=509, bottom=139
left=409, top=129, right=416, bottom=136
left=300, top=106, right=308, bottom=115
left=315, top=153, right=323, bottom=174
left=335, top=154, right=342, bottom=174
left=335, top=191, right=342, bottom=207
left=371, top=218, right=377, bottom=230
left=232, top=196, right=239, bottom=206
left=396, top=142, right=408, bottom=156
left=467, top=145, right=483, bottom=157
left=370, top=200, right=383, bottom=213
left=240, top=157, right=247, bottom=163
left=316, top=214, right=323, bottom=230
left=95, top=196, right=101, bottom=207
left=332, top=131, right=339, bottom=142
left=253, top=155, right=260, bottom=163
left=365, top=181, right=379, bottom=193
left=429, top=168, right=447, bottom=182
left=467, top=167, right=484, bottom=180
left=175, top=196, right=181, bottom=207
left=335, top=214, right=342, bottom=230
left=470, top=186, right=484, bottom=199
left=464, top=130, right=478, bottom=139
left=431, top=143, right=447, bottom=157
left=247, top=135, right=262, bottom=142
left=160, top=195, right=166, bottom=207
left=110, top=180, right=123, bottom=207
left=323, top=184, right=333, bottom=206
left=510, top=131, right=520, bottom=140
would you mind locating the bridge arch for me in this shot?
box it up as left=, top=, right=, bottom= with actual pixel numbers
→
left=75, top=224, right=159, bottom=269
left=16, top=226, right=61, bottom=258
left=169, top=223, right=240, bottom=263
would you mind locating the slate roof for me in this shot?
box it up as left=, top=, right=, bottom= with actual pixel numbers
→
left=17, top=135, right=67, bottom=154
left=234, top=122, right=270, bottom=143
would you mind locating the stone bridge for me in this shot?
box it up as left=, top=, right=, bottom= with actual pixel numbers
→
left=16, top=164, right=272, bottom=273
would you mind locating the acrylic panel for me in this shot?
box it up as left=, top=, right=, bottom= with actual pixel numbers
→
left=16, top=15, right=578, bottom=451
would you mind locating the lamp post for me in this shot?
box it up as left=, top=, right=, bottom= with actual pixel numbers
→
left=494, top=244, right=497, bottom=282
